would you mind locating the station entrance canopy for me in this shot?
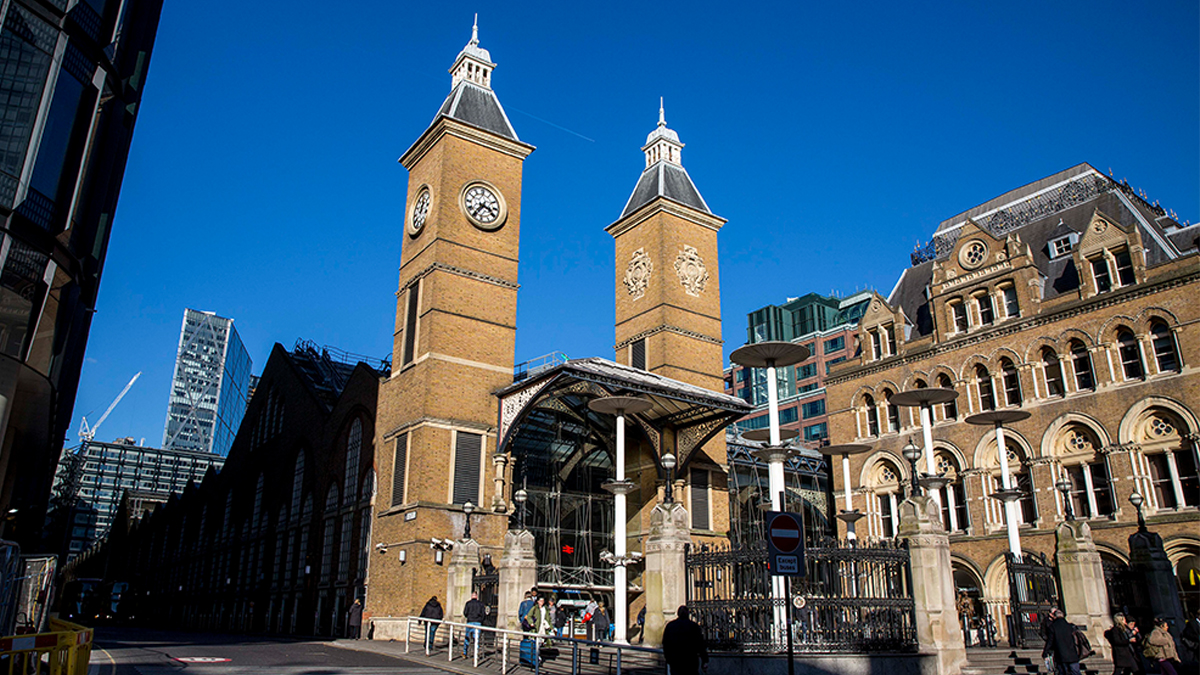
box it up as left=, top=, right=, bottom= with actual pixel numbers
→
left=494, top=357, right=750, bottom=593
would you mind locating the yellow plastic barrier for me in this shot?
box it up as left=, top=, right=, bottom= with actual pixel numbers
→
left=0, top=619, right=92, bottom=675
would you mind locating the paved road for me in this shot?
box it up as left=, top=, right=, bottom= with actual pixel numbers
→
left=91, top=627, right=444, bottom=675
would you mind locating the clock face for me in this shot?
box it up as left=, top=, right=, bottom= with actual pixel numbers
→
left=460, top=181, right=507, bottom=230
left=409, top=187, right=431, bottom=236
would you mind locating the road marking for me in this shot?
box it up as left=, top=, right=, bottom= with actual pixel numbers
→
left=98, top=647, right=116, bottom=675
left=174, top=657, right=232, bottom=663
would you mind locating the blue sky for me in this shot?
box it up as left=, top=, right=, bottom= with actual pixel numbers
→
left=74, top=0, right=1198, bottom=447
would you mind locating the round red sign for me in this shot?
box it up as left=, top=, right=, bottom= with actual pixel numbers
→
left=769, top=513, right=802, bottom=553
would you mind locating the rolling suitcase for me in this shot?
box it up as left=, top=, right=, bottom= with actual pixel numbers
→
left=519, top=638, right=538, bottom=667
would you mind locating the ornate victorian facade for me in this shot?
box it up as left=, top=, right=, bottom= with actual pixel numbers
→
left=825, top=164, right=1200, bottom=631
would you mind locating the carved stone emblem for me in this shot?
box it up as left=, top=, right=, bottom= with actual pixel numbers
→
left=674, top=245, right=709, bottom=297
left=623, top=248, right=653, bottom=299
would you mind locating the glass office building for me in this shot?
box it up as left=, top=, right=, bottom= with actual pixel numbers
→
left=163, top=309, right=252, bottom=457
left=0, top=0, right=164, bottom=549
left=51, top=438, right=222, bottom=553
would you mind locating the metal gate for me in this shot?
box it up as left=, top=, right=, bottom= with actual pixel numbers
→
left=472, top=556, right=499, bottom=629
left=686, top=540, right=916, bottom=653
left=1005, top=551, right=1059, bottom=648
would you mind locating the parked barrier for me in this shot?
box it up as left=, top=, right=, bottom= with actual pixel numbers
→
left=0, top=618, right=92, bottom=675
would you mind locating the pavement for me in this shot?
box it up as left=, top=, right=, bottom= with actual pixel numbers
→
left=90, top=627, right=445, bottom=675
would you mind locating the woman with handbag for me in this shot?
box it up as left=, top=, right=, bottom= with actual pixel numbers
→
left=1144, top=617, right=1180, bottom=675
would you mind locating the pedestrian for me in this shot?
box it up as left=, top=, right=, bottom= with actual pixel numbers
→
left=518, top=592, right=535, bottom=631
left=524, top=596, right=553, bottom=647
left=1105, top=613, right=1139, bottom=675
left=633, top=605, right=646, bottom=644
left=1042, top=608, right=1082, bottom=675
left=1144, top=617, right=1179, bottom=675
left=462, top=591, right=487, bottom=656
left=590, top=601, right=611, bottom=642
left=1181, top=609, right=1200, bottom=665
left=554, top=601, right=569, bottom=638
left=420, top=595, right=443, bottom=652
left=347, top=598, right=363, bottom=639
left=662, top=605, right=708, bottom=675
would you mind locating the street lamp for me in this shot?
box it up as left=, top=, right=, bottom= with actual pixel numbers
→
left=1055, top=473, right=1075, bottom=522
left=514, top=487, right=528, bottom=531
left=662, top=453, right=677, bottom=503
left=819, top=444, right=872, bottom=542
left=902, top=441, right=923, bottom=498
left=891, top=387, right=959, bottom=510
left=462, top=501, right=475, bottom=540
left=966, top=410, right=1031, bottom=562
left=1128, top=492, right=1147, bottom=531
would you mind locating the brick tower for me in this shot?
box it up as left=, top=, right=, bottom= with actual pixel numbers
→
left=606, top=102, right=730, bottom=538
left=367, top=21, right=534, bottom=622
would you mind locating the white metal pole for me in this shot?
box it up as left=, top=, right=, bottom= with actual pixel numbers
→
left=767, top=362, right=781, bottom=447
left=614, top=411, right=628, bottom=643
left=841, top=454, right=856, bottom=541
left=996, top=425, right=1022, bottom=560
left=920, top=404, right=943, bottom=509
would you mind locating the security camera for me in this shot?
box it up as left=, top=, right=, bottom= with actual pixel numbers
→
left=376, top=543, right=388, bottom=554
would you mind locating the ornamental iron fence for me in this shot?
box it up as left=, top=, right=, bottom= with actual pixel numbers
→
left=685, top=540, right=917, bottom=653
left=1005, top=551, right=1059, bottom=648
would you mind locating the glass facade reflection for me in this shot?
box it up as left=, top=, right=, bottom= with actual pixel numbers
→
left=163, top=309, right=253, bottom=457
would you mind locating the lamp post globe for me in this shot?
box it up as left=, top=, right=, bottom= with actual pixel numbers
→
left=662, top=453, right=677, bottom=503
left=514, top=489, right=528, bottom=531
left=463, top=501, right=475, bottom=540
left=902, top=441, right=922, bottom=496
left=1129, top=492, right=1147, bottom=530
left=1055, top=477, right=1074, bottom=521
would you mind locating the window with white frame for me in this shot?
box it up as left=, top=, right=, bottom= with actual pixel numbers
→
left=1117, top=329, right=1144, bottom=381
left=1000, top=358, right=1021, bottom=406
left=937, top=374, right=957, bottom=420
left=1113, top=249, right=1135, bottom=287
left=935, top=452, right=969, bottom=533
left=1042, top=348, right=1065, bottom=398
left=864, top=394, right=879, bottom=437
left=1055, top=424, right=1114, bottom=519
left=1136, top=411, right=1200, bottom=510
left=975, top=292, right=995, bottom=326
left=1151, top=321, right=1180, bottom=373
left=976, top=364, right=996, bottom=411
left=1070, top=340, right=1095, bottom=391
left=950, top=300, right=969, bottom=333
left=1001, top=284, right=1019, bottom=318
left=1090, top=257, right=1112, bottom=293
left=1049, top=236, right=1074, bottom=259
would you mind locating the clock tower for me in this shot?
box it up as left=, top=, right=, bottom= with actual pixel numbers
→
left=368, top=20, right=534, bottom=621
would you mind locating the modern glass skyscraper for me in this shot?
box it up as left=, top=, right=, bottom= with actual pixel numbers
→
left=0, top=0, right=164, bottom=549
left=162, top=309, right=252, bottom=456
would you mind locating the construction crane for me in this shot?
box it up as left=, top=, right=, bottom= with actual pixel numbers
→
left=78, top=372, right=141, bottom=444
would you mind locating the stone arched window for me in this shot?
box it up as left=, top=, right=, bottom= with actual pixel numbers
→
left=320, top=484, right=340, bottom=584
left=1000, top=358, right=1021, bottom=406
left=1133, top=410, right=1199, bottom=510
left=1042, top=348, right=1065, bottom=398
left=975, top=364, right=996, bottom=411
left=1150, top=321, right=1180, bottom=373
left=1053, top=424, right=1114, bottom=519
left=343, top=419, right=363, bottom=504
left=868, top=458, right=905, bottom=539
left=935, top=451, right=970, bottom=533
left=290, top=450, right=305, bottom=521
left=1070, top=340, right=1095, bottom=391
left=938, top=374, right=958, bottom=420
left=863, top=394, right=879, bottom=437
left=882, top=389, right=900, bottom=433
left=1117, top=329, right=1144, bottom=381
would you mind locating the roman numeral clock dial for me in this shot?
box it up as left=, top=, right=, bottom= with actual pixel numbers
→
left=460, top=181, right=507, bottom=231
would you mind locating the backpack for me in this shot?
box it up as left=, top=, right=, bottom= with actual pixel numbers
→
left=1074, top=627, right=1095, bottom=660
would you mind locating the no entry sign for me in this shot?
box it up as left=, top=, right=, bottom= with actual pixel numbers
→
left=766, top=511, right=806, bottom=577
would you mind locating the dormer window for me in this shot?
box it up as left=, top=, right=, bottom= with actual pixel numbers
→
left=1113, top=249, right=1135, bottom=286
left=949, top=300, right=969, bottom=333
left=1049, top=234, right=1077, bottom=259
left=1000, top=284, right=1020, bottom=319
left=871, top=330, right=883, bottom=360
left=1090, top=256, right=1112, bottom=293
left=974, top=291, right=995, bottom=326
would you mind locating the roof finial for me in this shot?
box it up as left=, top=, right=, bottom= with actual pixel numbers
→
left=471, top=13, right=479, bottom=45
left=658, top=97, right=665, bottom=127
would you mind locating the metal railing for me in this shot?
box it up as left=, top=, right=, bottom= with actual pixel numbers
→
left=687, top=540, right=917, bottom=653
left=0, top=619, right=92, bottom=675
left=400, top=616, right=662, bottom=675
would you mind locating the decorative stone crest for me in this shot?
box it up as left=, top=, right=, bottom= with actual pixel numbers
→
left=673, top=245, right=708, bottom=296
left=623, top=248, right=653, bottom=300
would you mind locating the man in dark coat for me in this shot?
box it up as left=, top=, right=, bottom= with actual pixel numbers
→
left=1105, top=613, right=1140, bottom=675
left=420, top=596, right=443, bottom=651
left=662, top=605, right=708, bottom=675
left=1043, top=608, right=1082, bottom=675
left=463, top=591, right=488, bottom=655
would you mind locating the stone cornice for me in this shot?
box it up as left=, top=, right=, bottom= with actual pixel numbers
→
left=399, top=261, right=519, bottom=293
left=827, top=268, right=1200, bottom=386
left=605, top=197, right=726, bottom=238
left=614, top=324, right=723, bottom=350
left=382, top=416, right=494, bottom=441
left=400, top=116, right=535, bottom=168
